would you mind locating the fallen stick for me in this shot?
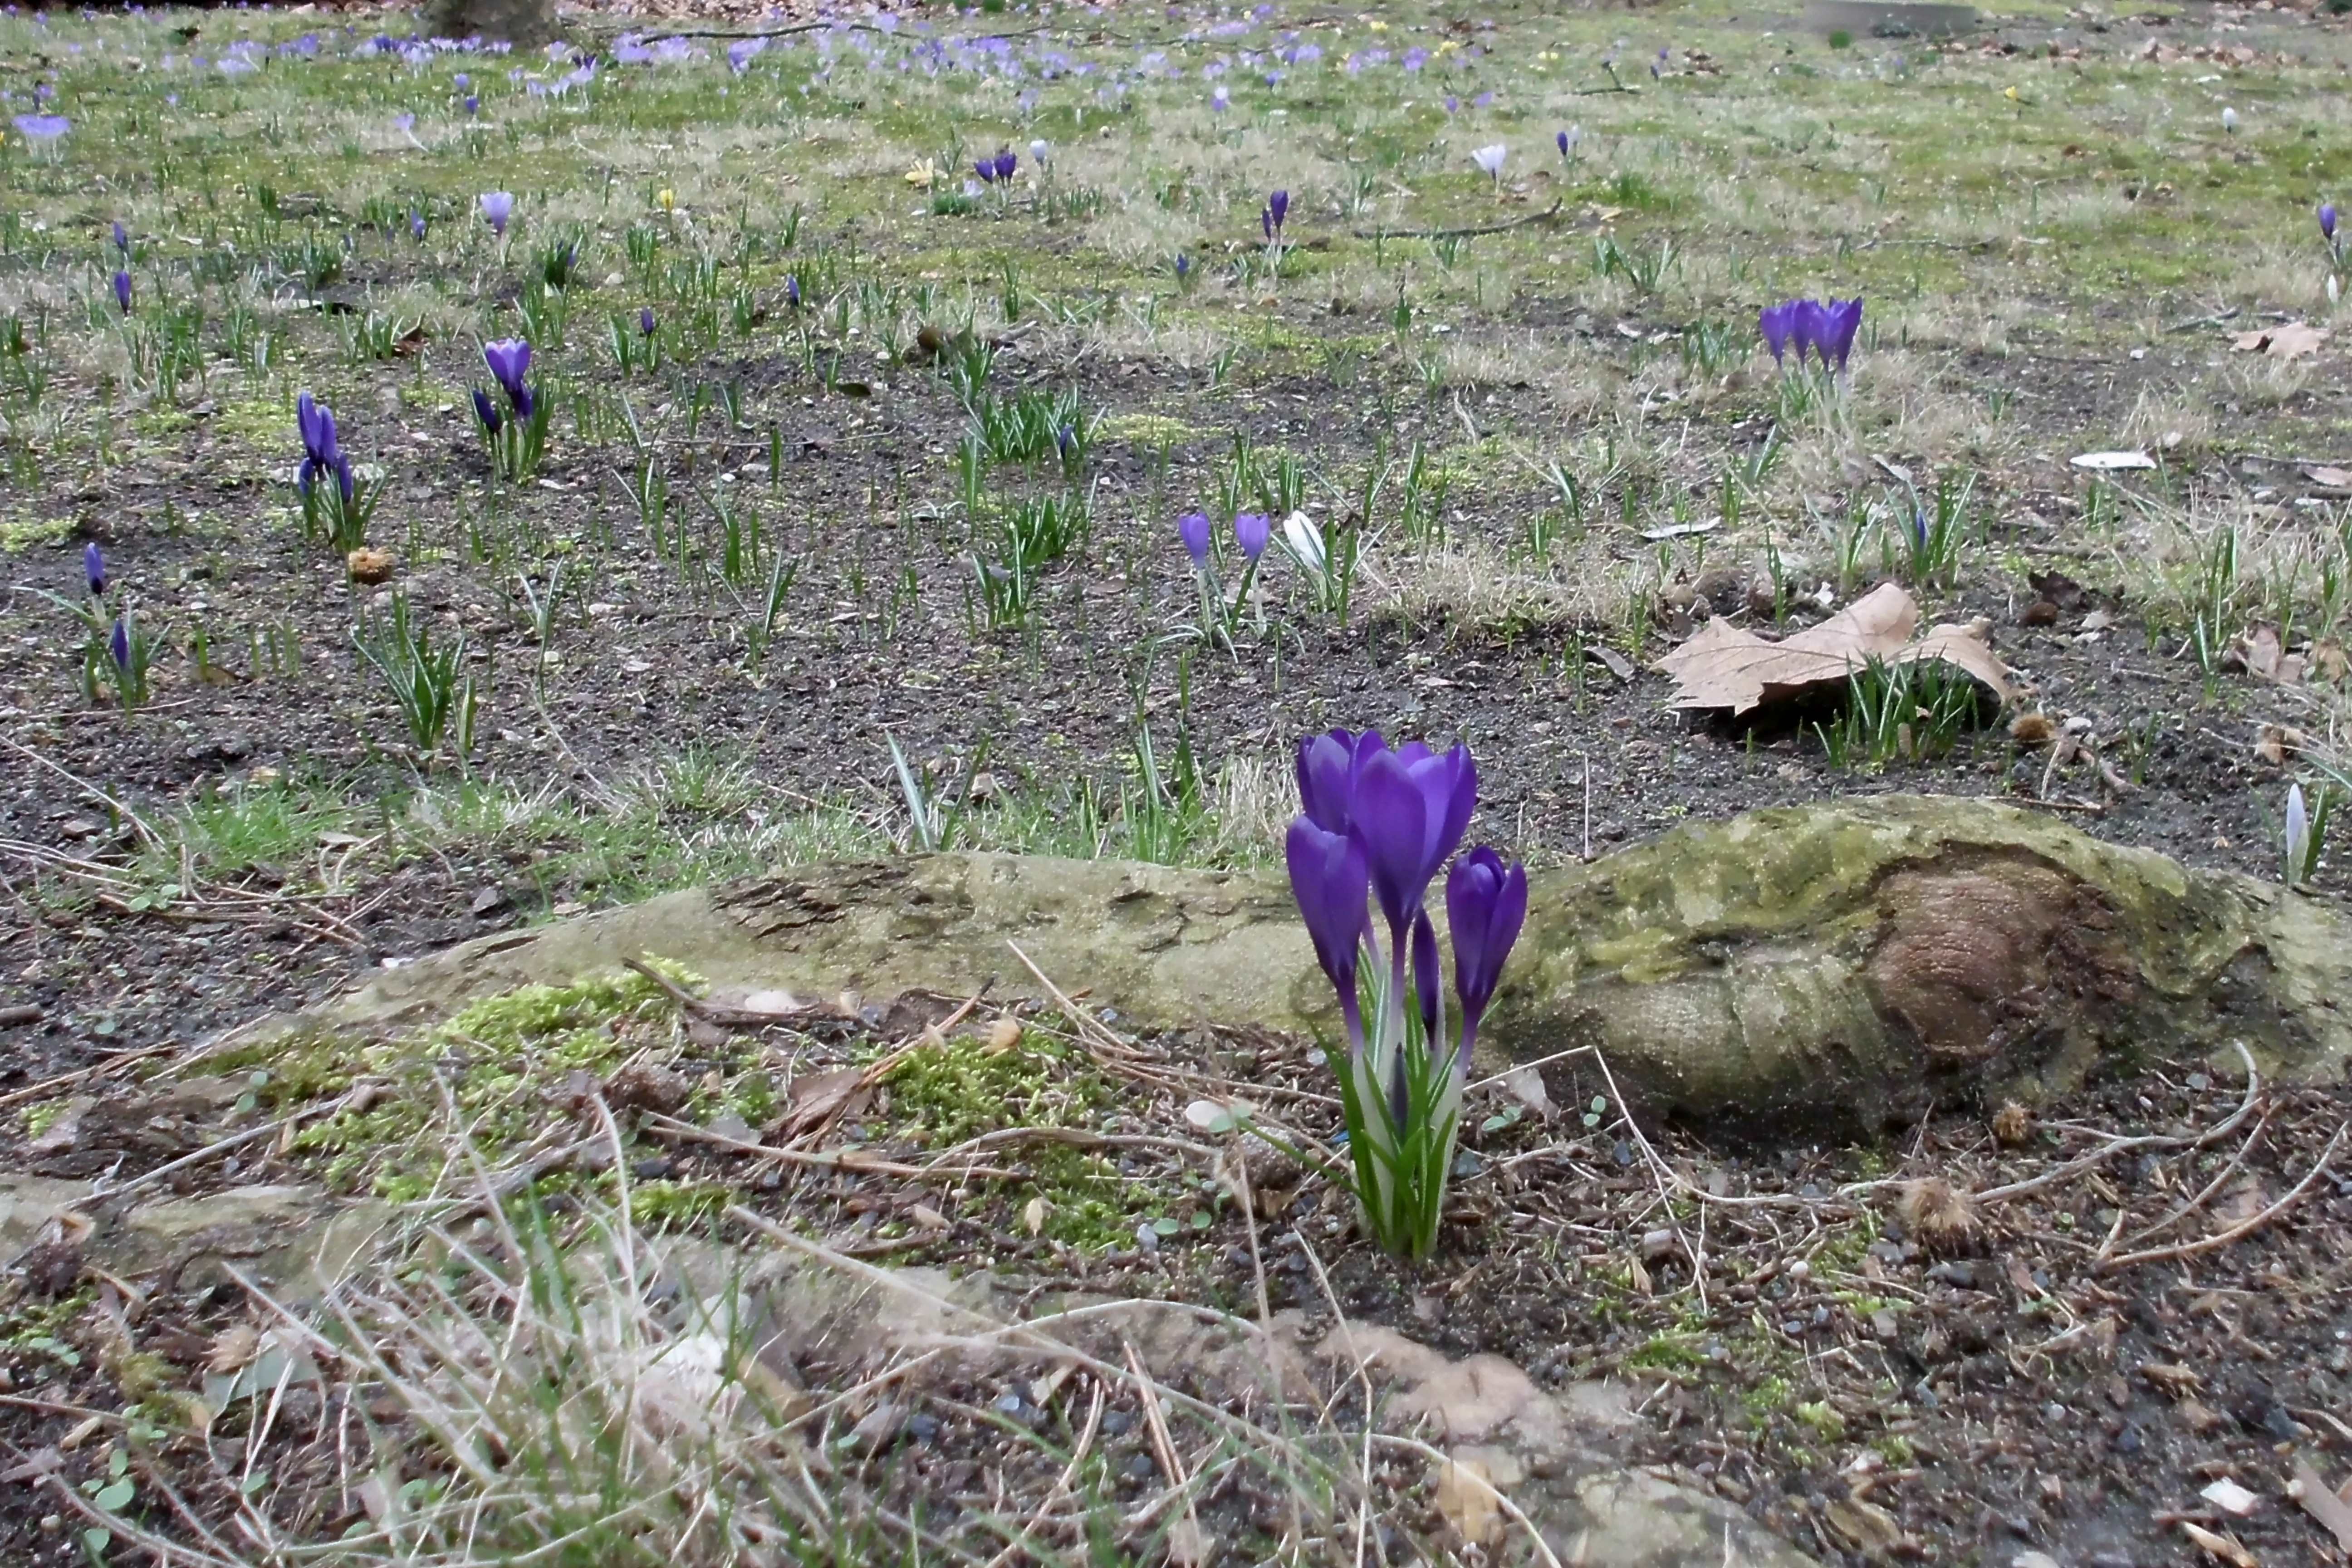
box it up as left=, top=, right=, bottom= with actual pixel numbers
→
left=1349, top=197, right=1564, bottom=242
left=642, top=1109, right=1022, bottom=1181
left=2097, top=1122, right=2343, bottom=1273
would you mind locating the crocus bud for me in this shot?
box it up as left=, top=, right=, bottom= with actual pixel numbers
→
left=1177, top=510, right=1211, bottom=567
left=1233, top=511, right=1270, bottom=561
left=2286, top=782, right=2311, bottom=885
left=113, top=269, right=132, bottom=314
left=111, top=219, right=128, bottom=254
left=640, top=306, right=656, bottom=336
left=84, top=541, right=104, bottom=597
left=472, top=387, right=503, bottom=436
left=2323, top=203, right=2338, bottom=242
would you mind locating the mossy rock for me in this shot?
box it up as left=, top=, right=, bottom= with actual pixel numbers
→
left=220, top=797, right=2352, bottom=1139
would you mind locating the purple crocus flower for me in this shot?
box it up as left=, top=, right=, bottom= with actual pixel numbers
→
left=1233, top=510, right=1270, bottom=561
left=1352, top=740, right=1475, bottom=957
left=993, top=148, right=1017, bottom=181
left=483, top=338, right=532, bottom=416
left=1284, top=817, right=1369, bottom=1053
left=411, top=209, right=427, bottom=241
left=478, top=190, right=514, bottom=235
left=108, top=616, right=130, bottom=673
left=112, top=269, right=131, bottom=314
left=1297, top=726, right=1383, bottom=834
left=1789, top=299, right=1826, bottom=365
left=83, top=541, right=105, bottom=597
left=111, top=219, right=127, bottom=255
left=2323, top=203, right=2338, bottom=244
left=1821, top=296, right=1864, bottom=371
left=1268, top=188, right=1289, bottom=230
left=1759, top=301, right=1797, bottom=365
left=640, top=306, right=656, bottom=336
left=13, top=114, right=69, bottom=145
left=471, top=387, right=503, bottom=436
left=974, top=157, right=995, bottom=184
left=1175, top=253, right=1191, bottom=280
left=1444, top=845, right=1527, bottom=1064
left=1177, top=509, right=1212, bottom=566
left=784, top=274, right=801, bottom=309
left=464, top=94, right=479, bottom=114
left=295, top=391, right=353, bottom=503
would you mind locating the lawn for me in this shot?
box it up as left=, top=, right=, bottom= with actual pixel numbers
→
left=2, top=0, right=2350, bottom=1562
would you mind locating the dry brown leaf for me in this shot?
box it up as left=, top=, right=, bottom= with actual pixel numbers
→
left=2178, top=1519, right=2258, bottom=1567
left=1432, top=1456, right=1505, bottom=1546
left=2289, top=1460, right=2352, bottom=1552
left=2313, top=640, right=2348, bottom=683
left=1163, top=1517, right=1214, bottom=1567
left=2253, top=725, right=2305, bottom=766
left=2232, top=321, right=2327, bottom=360
left=2302, top=465, right=2352, bottom=489
left=1654, top=582, right=2012, bottom=713
left=768, top=1067, right=868, bottom=1140
left=206, top=1324, right=260, bottom=1376
left=1822, top=1497, right=1903, bottom=1553
left=2230, top=626, right=2305, bottom=685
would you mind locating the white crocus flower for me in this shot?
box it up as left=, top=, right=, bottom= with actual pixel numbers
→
left=1282, top=510, right=1325, bottom=573
left=1472, top=143, right=1508, bottom=186
left=2221, top=107, right=2239, bottom=133
left=2285, top=782, right=2310, bottom=886
left=1029, top=137, right=1049, bottom=165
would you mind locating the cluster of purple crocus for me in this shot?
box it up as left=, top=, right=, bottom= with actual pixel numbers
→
left=1758, top=296, right=1865, bottom=373
left=1177, top=508, right=1270, bottom=568
left=974, top=148, right=1019, bottom=184
left=1261, top=188, right=1289, bottom=243
left=296, top=391, right=354, bottom=505
left=473, top=338, right=535, bottom=434
left=1284, top=729, right=1527, bottom=1257
left=1288, top=730, right=1524, bottom=1075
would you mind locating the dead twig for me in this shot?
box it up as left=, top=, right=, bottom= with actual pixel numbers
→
left=1349, top=197, right=1564, bottom=242
left=2110, top=1107, right=2269, bottom=1254
left=0, top=736, right=164, bottom=852
left=918, top=1125, right=1220, bottom=1166
left=0, top=1044, right=174, bottom=1111
left=1977, top=1042, right=2260, bottom=1209
left=640, top=1110, right=1024, bottom=1180
left=2097, top=1122, right=2344, bottom=1273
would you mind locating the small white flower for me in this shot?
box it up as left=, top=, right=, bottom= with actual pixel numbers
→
left=1282, top=510, right=1325, bottom=572
left=1472, top=143, right=1508, bottom=181
left=2221, top=106, right=2239, bottom=133
left=1029, top=137, right=1049, bottom=165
